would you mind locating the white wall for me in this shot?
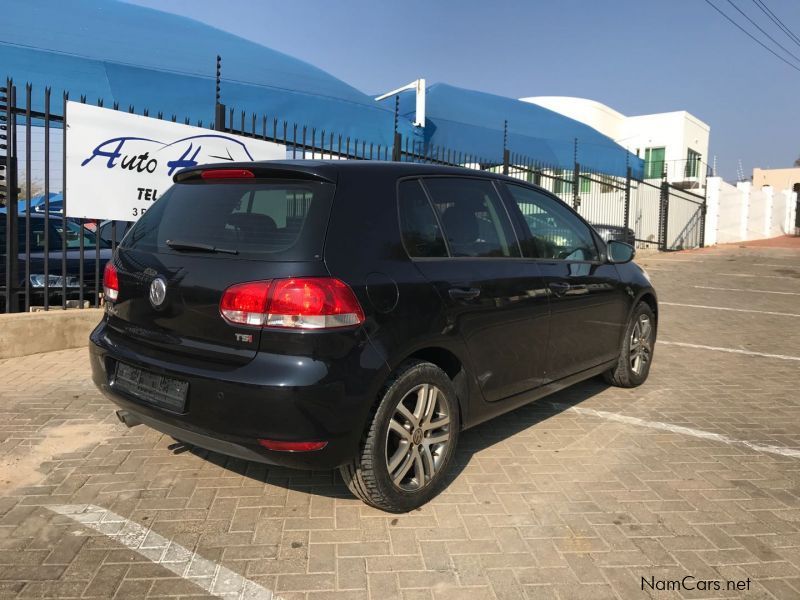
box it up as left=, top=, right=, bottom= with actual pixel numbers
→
left=519, top=97, right=710, bottom=185
left=620, top=112, right=709, bottom=182
left=705, top=177, right=798, bottom=245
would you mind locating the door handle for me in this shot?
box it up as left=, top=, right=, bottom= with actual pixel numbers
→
left=548, top=282, right=571, bottom=295
left=448, top=287, right=481, bottom=301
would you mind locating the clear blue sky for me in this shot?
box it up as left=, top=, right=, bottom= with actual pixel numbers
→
left=125, top=0, right=800, bottom=181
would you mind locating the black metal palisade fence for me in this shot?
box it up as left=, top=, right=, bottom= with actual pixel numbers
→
left=1, top=78, right=708, bottom=313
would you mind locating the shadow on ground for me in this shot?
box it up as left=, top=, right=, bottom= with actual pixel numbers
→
left=169, top=377, right=611, bottom=505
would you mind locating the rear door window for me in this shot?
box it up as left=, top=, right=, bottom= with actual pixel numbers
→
left=122, top=180, right=334, bottom=260
left=397, top=180, right=447, bottom=258
left=421, top=178, right=520, bottom=258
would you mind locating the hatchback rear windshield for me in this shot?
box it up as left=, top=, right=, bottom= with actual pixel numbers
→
left=121, top=180, right=335, bottom=260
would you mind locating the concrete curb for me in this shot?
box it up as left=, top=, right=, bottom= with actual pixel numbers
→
left=0, top=309, right=103, bottom=359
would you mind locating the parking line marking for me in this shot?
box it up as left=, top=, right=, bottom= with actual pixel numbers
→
left=692, top=285, right=800, bottom=296
left=639, top=258, right=699, bottom=262
left=48, top=505, right=277, bottom=600
left=559, top=405, right=800, bottom=459
left=753, top=263, right=800, bottom=268
left=719, top=273, right=799, bottom=280
left=660, top=302, right=800, bottom=317
left=659, top=341, right=800, bottom=362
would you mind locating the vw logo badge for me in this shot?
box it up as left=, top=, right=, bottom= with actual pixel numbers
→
left=149, top=276, right=167, bottom=308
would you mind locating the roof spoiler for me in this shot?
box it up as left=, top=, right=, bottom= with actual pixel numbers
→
left=174, top=164, right=336, bottom=184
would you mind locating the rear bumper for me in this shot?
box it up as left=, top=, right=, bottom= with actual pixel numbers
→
left=89, top=319, right=389, bottom=470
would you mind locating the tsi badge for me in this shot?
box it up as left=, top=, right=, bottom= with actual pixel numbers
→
left=149, top=276, right=167, bottom=308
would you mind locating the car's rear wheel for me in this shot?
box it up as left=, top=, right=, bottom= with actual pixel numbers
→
left=339, top=360, right=460, bottom=512
left=604, top=301, right=656, bottom=388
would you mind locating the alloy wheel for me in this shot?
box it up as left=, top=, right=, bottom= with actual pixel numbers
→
left=629, top=314, right=653, bottom=375
left=385, top=383, right=451, bottom=491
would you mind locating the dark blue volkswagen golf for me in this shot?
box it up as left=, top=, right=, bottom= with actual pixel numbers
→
left=89, top=161, right=657, bottom=512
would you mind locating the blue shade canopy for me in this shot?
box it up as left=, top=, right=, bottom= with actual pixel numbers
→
left=2, top=1, right=639, bottom=177
left=1, top=0, right=408, bottom=146
left=395, top=84, right=643, bottom=179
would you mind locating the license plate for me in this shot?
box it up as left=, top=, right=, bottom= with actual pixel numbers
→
left=113, top=362, right=188, bottom=412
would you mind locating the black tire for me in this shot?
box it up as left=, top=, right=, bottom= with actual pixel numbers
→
left=604, top=301, right=656, bottom=388
left=339, top=360, right=460, bottom=513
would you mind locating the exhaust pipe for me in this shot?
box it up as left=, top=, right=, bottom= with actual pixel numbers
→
left=116, top=410, right=141, bottom=428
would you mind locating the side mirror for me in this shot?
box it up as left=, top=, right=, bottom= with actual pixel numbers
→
left=606, top=240, right=635, bottom=264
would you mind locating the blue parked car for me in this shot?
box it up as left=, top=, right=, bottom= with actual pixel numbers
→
left=18, top=192, right=64, bottom=215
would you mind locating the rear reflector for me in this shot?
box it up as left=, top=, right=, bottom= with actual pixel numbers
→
left=258, top=439, right=328, bottom=452
left=200, top=169, right=255, bottom=180
left=103, top=262, right=119, bottom=301
left=219, top=277, right=365, bottom=329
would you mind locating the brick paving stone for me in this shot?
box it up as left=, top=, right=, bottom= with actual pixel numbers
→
left=0, top=245, right=799, bottom=598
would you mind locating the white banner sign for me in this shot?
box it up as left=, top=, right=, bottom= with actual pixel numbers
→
left=65, top=102, right=286, bottom=221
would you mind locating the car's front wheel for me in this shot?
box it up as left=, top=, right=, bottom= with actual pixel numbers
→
left=604, top=301, right=656, bottom=387
left=339, top=360, right=460, bottom=512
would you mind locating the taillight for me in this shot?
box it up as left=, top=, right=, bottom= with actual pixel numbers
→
left=103, top=262, right=119, bottom=301
left=267, top=278, right=365, bottom=329
left=219, top=281, right=272, bottom=326
left=219, top=277, right=365, bottom=329
left=200, top=169, right=255, bottom=180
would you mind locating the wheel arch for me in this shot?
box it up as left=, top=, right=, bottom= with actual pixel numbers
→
left=636, top=290, right=659, bottom=325
left=391, top=345, right=475, bottom=429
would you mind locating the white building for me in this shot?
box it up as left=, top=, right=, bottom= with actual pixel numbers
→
left=519, top=96, right=710, bottom=187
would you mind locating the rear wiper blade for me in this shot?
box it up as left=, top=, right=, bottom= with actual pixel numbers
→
left=165, top=240, right=238, bottom=255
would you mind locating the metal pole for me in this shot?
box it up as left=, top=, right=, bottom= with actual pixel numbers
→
left=572, top=162, right=581, bottom=210
left=699, top=184, right=707, bottom=248
left=0, top=80, right=8, bottom=312
left=43, top=88, right=50, bottom=310
left=4, top=80, right=19, bottom=312
left=24, top=83, right=31, bottom=311
left=659, top=181, right=670, bottom=251
left=61, top=91, right=68, bottom=307
left=392, top=132, right=402, bottom=162
left=624, top=165, right=632, bottom=232
left=214, top=55, right=226, bottom=131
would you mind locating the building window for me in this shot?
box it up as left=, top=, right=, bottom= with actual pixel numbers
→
left=644, top=147, right=665, bottom=179
left=527, top=169, right=542, bottom=186
left=553, top=170, right=572, bottom=195
left=554, top=171, right=590, bottom=194
left=685, top=148, right=701, bottom=178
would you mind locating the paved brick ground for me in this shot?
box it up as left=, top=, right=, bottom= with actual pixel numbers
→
left=1, top=244, right=799, bottom=599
